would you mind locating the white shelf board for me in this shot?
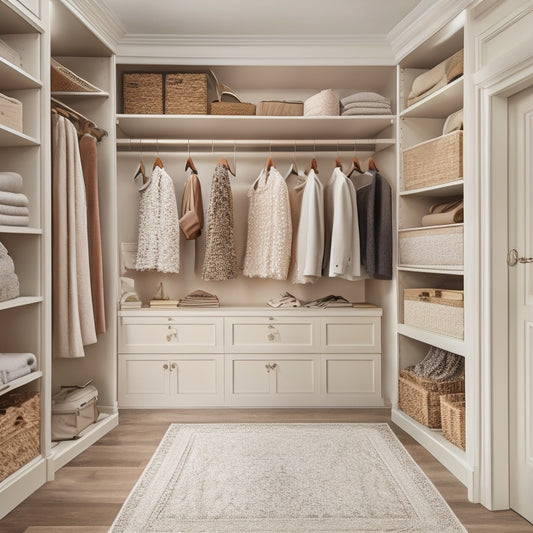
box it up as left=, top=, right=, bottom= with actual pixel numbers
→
left=0, top=371, right=42, bottom=397
left=50, top=412, right=119, bottom=473
left=0, top=226, right=42, bottom=235
left=0, top=125, right=39, bottom=147
left=397, top=323, right=465, bottom=356
left=397, top=265, right=464, bottom=275
left=391, top=407, right=473, bottom=490
left=400, top=77, right=463, bottom=119
left=0, top=2, right=43, bottom=33
left=0, top=58, right=41, bottom=90
left=116, top=114, right=395, bottom=141
left=0, top=296, right=43, bottom=311
left=400, top=180, right=464, bottom=197
left=399, top=222, right=464, bottom=233
left=51, top=91, right=109, bottom=98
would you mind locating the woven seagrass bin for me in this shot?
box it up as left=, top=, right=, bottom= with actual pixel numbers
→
left=165, top=73, right=207, bottom=115
left=0, top=92, right=23, bottom=132
left=440, top=393, right=466, bottom=450
left=398, top=367, right=464, bottom=428
left=402, top=130, right=463, bottom=191
left=209, top=101, right=256, bottom=115
left=51, top=58, right=102, bottom=93
left=0, top=390, right=40, bottom=482
left=123, top=72, right=163, bottom=114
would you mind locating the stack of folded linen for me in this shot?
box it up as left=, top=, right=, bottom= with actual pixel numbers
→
left=304, top=89, right=340, bottom=116
left=340, top=92, right=392, bottom=116
left=180, top=289, right=219, bottom=308
left=0, top=352, right=37, bottom=384
left=0, top=171, right=29, bottom=227
left=0, top=240, right=20, bottom=302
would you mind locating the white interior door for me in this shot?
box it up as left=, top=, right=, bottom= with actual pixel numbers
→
left=508, top=84, right=533, bottom=524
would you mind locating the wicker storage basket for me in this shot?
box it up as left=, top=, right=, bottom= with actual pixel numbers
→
left=256, top=100, right=303, bottom=116
left=0, top=390, right=40, bottom=482
left=209, top=101, right=256, bottom=115
left=51, top=58, right=102, bottom=93
left=0, top=92, right=23, bottom=132
left=398, top=367, right=464, bottom=428
left=123, top=72, right=163, bottom=114
left=440, top=393, right=466, bottom=450
left=165, top=73, right=207, bottom=115
left=403, top=130, right=463, bottom=191
left=399, top=224, right=463, bottom=268
left=404, top=288, right=464, bottom=339
left=0, top=38, right=21, bottom=67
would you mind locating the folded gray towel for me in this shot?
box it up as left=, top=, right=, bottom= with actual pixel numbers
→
left=0, top=172, right=23, bottom=194
left=0, top=214, right=29, bottom=226
left=342, top=107, right=392, bottom=116
left=0, top=271, right=19, bottom=302
left=341, top=92, right=390, bottom=106
left=0, top=204, right=29, bottom=216
left=0, top=190, right=29, bottom=207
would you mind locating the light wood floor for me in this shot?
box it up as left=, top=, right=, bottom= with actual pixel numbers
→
left=1, top=408, right=531, bottom=533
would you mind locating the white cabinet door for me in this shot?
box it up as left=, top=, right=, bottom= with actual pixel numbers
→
left=320, top=317, right=381, bottom=353
left=172, top=358, right=225, bottom=406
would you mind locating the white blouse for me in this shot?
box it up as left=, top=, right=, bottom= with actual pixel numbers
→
left=243, top=167, right=292, bottom=280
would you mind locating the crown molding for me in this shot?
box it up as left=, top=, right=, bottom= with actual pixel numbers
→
left=62, top=0, right=126, bottom=52
left=116, top=34, right=395, bottom=66
left=388, top=0, right=475, bottom=63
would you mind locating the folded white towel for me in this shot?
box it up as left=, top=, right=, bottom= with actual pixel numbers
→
left=342, top=107, right=392, bottom=116
left=304, top=89, right=339, bottom=116
left=0, top=271, right=19, bottom=302
left=0, top=190, right=29, bottom=207
left=341, top=92, right=390, bottom=106
left=0, top=213, right=29, bottom=226
left=0, top=172, right=23, bottom=194
left=0, top=352, right=37, bottom=373
left=0, top=204, right=29, bottom=216
left=0, top=365, right=34, bottom=385
left=342, top=101, right=392, bottom=110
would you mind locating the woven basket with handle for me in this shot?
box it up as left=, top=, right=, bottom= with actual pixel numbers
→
left=440, top=392, right=466, bottom=450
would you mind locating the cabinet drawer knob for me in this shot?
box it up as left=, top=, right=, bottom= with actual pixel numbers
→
left=166, top=327, right=178, bottom=342
left=163, top=364, right=169, bottom=370
left=267, top=333, right=275, bottom=341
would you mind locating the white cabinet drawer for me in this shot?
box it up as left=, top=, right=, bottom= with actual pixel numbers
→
left=320, top=317, right=381, bottom=353
left=119, top=317, right=223, bottom=353
left=225, top=317, right=318, bottom=353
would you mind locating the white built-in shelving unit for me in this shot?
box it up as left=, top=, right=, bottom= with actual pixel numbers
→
left=391, top=15, right=475, bottom=496
left=0, top=0, right=50, bottom=519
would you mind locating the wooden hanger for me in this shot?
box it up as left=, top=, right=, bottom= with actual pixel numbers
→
left=153, top=156, right=164, bottom=169
left=51, top=97, right=107, bottom=142
left=334, top=157, right=343, bottom=171
left=266, top=156, right=275, bottom=171
left=185, top=156, right=198, bottom=174
left=218, top=157, right=235, bottom=176
left=305, top=157, right=319, bottom=175
left=368, top=158, right=379, bottom=172
left=347, top=156, right=362, bottom=176
left=133, top=160, right=146, bottom=182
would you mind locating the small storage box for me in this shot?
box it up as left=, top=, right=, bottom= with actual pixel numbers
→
left=0, top=92, right=23, bottom=132
left=165, top=73, right=207, bottom=115
left=52, top=384, right=98, bottom=441
left=256, top=100, right=303, bottom=116
left=0, top=391, right=40, bottom=482
left=0, top=38, right=22, bottom=67
left=209, top=101, right=256, bottom=115
left=440, top=392, right=466, bottom=450
left=403, top=130, right=463, bottom=191
left=398, top=367, right=464, bottom=428
left=123, top=72, right=163, bottom=114
left=399, top=224, right=463, bottom=268
left=404, top=288, right=464, bottom=339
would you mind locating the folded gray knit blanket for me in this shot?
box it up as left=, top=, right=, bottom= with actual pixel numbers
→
left=0, top=172, right=23, bottom=194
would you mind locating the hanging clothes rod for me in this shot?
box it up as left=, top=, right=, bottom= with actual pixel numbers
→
left=51, top=97, right=108, bottom=141
left=116, top=138, right=393, bottom=152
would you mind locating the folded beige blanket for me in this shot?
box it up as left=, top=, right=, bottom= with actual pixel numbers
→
left=0, top=172, right=23, bottom=193
left=342, top=107, right=392, bottom=116
left=0, top=271, right=19, bottom=302
left=343, top=101, right=392, bottom=110
left=408, top=49, right=464, bottom=107
left=443, top=108, right=464, bottom=135
left=0, top=204, right=29, bottom=216
left=341, top=92, right=390, bottom=106
left=304, top=89, right=339, bottom=116
left=422, top=198, right=463, bottom=226
left=0, top=190, right=29, bottom=207
left=0, top=213, right=29, bottom=226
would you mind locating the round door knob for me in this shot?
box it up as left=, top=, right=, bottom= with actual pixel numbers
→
left=163, top=364, right=169, bottom=370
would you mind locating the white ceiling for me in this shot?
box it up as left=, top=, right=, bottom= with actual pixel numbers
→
left=105, top=0, right=423, bottom=37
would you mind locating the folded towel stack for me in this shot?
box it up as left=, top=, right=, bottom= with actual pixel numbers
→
left=0, top=352, right=37, bottom=384
left=341, top=92, right=392, bottom=116
left=0, top=172, right=29, bottom=227
left=180, top=289, right=219, bottom=308
left=0, top=240, right=20, bottom=302
left=304, top=89, right=340, bottom=116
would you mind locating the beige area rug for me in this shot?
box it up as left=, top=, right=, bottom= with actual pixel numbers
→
left=109, top=423, right=466, bottom=532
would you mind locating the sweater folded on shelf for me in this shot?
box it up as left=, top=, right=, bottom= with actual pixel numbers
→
left=0, top=352, right=37, bottom=384
left=341, top=92, right=391, bottom=106
left=340, top=92, right=392, bottom=116
left=0, top=190, right=29, bottom=207
left=179, top=289, right=219, bottom=307
left=421, top=198, right=463, bottom=227
left=0, top=172, right=23, bottom=194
